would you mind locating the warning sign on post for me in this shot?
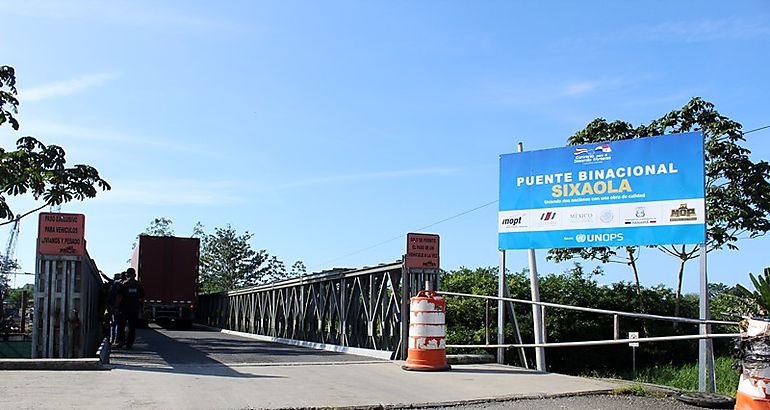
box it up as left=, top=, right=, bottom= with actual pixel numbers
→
left=38, top=213, right=86, bottom=256
left=628, top=331, right=640, bottom=347
left=405, top=233, right=439, bottom=269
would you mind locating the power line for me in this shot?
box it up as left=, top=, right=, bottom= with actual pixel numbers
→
left=744, top=125, right=770, bottom=135
left=313, top=199, right=499, bottom=269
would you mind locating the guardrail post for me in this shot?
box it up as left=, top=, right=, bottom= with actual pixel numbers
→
left=485, top=299, right=490, bottom=346
left=540, top=305, right=546, bottom=343
left=613, top=314, right=619, bottom=340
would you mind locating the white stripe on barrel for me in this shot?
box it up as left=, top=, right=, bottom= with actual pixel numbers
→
left=408, top=294, right=446, bottom=351
left=409, top=337, right=447, bottom=350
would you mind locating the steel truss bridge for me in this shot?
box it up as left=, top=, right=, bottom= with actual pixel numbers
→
left=197, top=262, right=438, bottom=359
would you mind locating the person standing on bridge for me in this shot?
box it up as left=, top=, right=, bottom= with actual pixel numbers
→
left=101, top=271, right=124, bottom=344
left=115, top=268, right=144, bottom=349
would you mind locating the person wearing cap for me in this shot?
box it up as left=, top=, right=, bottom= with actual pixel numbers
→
left=115, top=268, right=144, bottom=349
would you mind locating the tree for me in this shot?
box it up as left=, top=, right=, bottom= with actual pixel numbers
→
left=736, top=270, right=770, bottom=315
left=198, top=224, right=306, bottom=293
left=198, top=224, right=269, bottom=293
left=0, top=65, right=110, bottom=225
left=0, top=255, right=19, bottom=334
left=548, top=98, right=770, bottom=316
left=143, top=217, right=174, bottom=236
left=290, top=261, right=307, bottom=276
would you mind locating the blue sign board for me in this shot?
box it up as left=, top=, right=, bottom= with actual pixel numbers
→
left=498, top=132, right=705, bottom=250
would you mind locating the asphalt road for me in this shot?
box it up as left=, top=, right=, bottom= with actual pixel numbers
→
left=110, top=323, right=383, bottom=368
left=432, top=395, right=713, bottom=410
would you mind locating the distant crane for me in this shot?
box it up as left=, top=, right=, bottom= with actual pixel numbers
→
left=4, top=215, right=21, bottom=268
left=0, top=215, right=20, bottom=332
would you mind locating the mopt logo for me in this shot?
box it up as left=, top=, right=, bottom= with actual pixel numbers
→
left=500, top=214, right=526, bottom=228
left=670, top=203, right=697, bottom=222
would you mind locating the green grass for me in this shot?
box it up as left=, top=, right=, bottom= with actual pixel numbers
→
left=635, top=356, right=739, bottom=397
left=612, top=383, right=668, bottom=398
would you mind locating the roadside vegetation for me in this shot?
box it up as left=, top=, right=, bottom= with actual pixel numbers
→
left=635, top=356, right=739, bottom=397
left=442, top=265, right=752, bottom=396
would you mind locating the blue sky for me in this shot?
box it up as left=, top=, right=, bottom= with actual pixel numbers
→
left=1, top=1, right=769, bottom=293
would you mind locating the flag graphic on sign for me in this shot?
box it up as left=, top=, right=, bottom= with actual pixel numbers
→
left=594, top=144, right=612, bottom=153
left=573, top=148, right=589, bottom=155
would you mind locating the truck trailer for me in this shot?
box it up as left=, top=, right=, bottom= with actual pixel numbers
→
left=130, top=235, right=200, bottom=328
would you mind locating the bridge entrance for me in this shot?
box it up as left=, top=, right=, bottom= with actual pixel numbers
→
left=110, top=323, right=383, bottom=374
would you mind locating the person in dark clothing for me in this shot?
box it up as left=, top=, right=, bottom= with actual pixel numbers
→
left=100, top=271, right=125, bottom=344
left=115, top=268, right=144, bottom=349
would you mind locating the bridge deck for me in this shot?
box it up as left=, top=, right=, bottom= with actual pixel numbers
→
left=110, top=324, right=381, bottom=369
left=3, top=324, right=625, bottom=409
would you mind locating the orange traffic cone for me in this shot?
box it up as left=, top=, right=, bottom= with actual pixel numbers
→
left=402, top=290, right=450, bottom=371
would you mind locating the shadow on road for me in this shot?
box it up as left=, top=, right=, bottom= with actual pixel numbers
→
left=110, top=325, right=279, bottom=379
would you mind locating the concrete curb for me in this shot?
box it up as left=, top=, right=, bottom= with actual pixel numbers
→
left=271, top=388, right=618, bottom=410
left=0, top=358, right=105, bottom=371
left=593, top=376, right=682, bottom=396
left=446, top=354, right=495, bottom=365
left=194, top=323, right=394, bottom=360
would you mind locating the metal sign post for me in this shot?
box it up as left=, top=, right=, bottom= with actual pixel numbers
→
left=517, top=142, right=546, bottom=371
left=497, top=250, right=505, bottom=364
left=629, top=331, right=639, bottom=378
left=698, top=244, right=716, bottom=392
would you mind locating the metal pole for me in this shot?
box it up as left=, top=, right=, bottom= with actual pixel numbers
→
left=485, top=299, right=490, bottom=346
left=497, top=250, right=506, bottom=364
left=529, top=249, right=546, bottom=371
left=400, top=258, right=410, bottom=360
left=698, top=243, right=715, bottom=392
left=519, top=141, right=546, bottom=371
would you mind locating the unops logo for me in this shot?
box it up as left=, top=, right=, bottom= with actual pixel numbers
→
left=575, top=233, right=624, bottom=243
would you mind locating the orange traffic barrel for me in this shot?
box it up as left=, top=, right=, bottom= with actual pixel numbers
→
left=735, top=374, right=770, bottom=410
left=736, top=390, right=770, bottom=410
left=402, top=290, right=450, bottom=371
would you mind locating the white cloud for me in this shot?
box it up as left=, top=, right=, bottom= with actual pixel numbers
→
left=645, top=18, right=770, bottom=43
left=23, top=122, right=223, bottom=158
left=279, top=167, right=458, bottom=189
left=21, top=73, right=117, bottom=102
left=6, top=0, right=246, bottom=33
left=562, top=81, right=597, bottom=97
left=96, top=179, right=250, bottom=206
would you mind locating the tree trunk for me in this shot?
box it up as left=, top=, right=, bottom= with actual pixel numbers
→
left=627, top=248, right=643, bottom=310
left=674, top=256, right=686, bottom=318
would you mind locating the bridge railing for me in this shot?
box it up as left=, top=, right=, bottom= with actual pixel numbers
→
left=197, top=262, right=407, bottom=357
left=440, top=290, right=740, bottom=350
left=32, top=252, right=104, bottom=358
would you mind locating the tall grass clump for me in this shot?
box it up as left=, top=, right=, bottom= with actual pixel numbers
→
left=635, top=356, right=738, bottom=397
